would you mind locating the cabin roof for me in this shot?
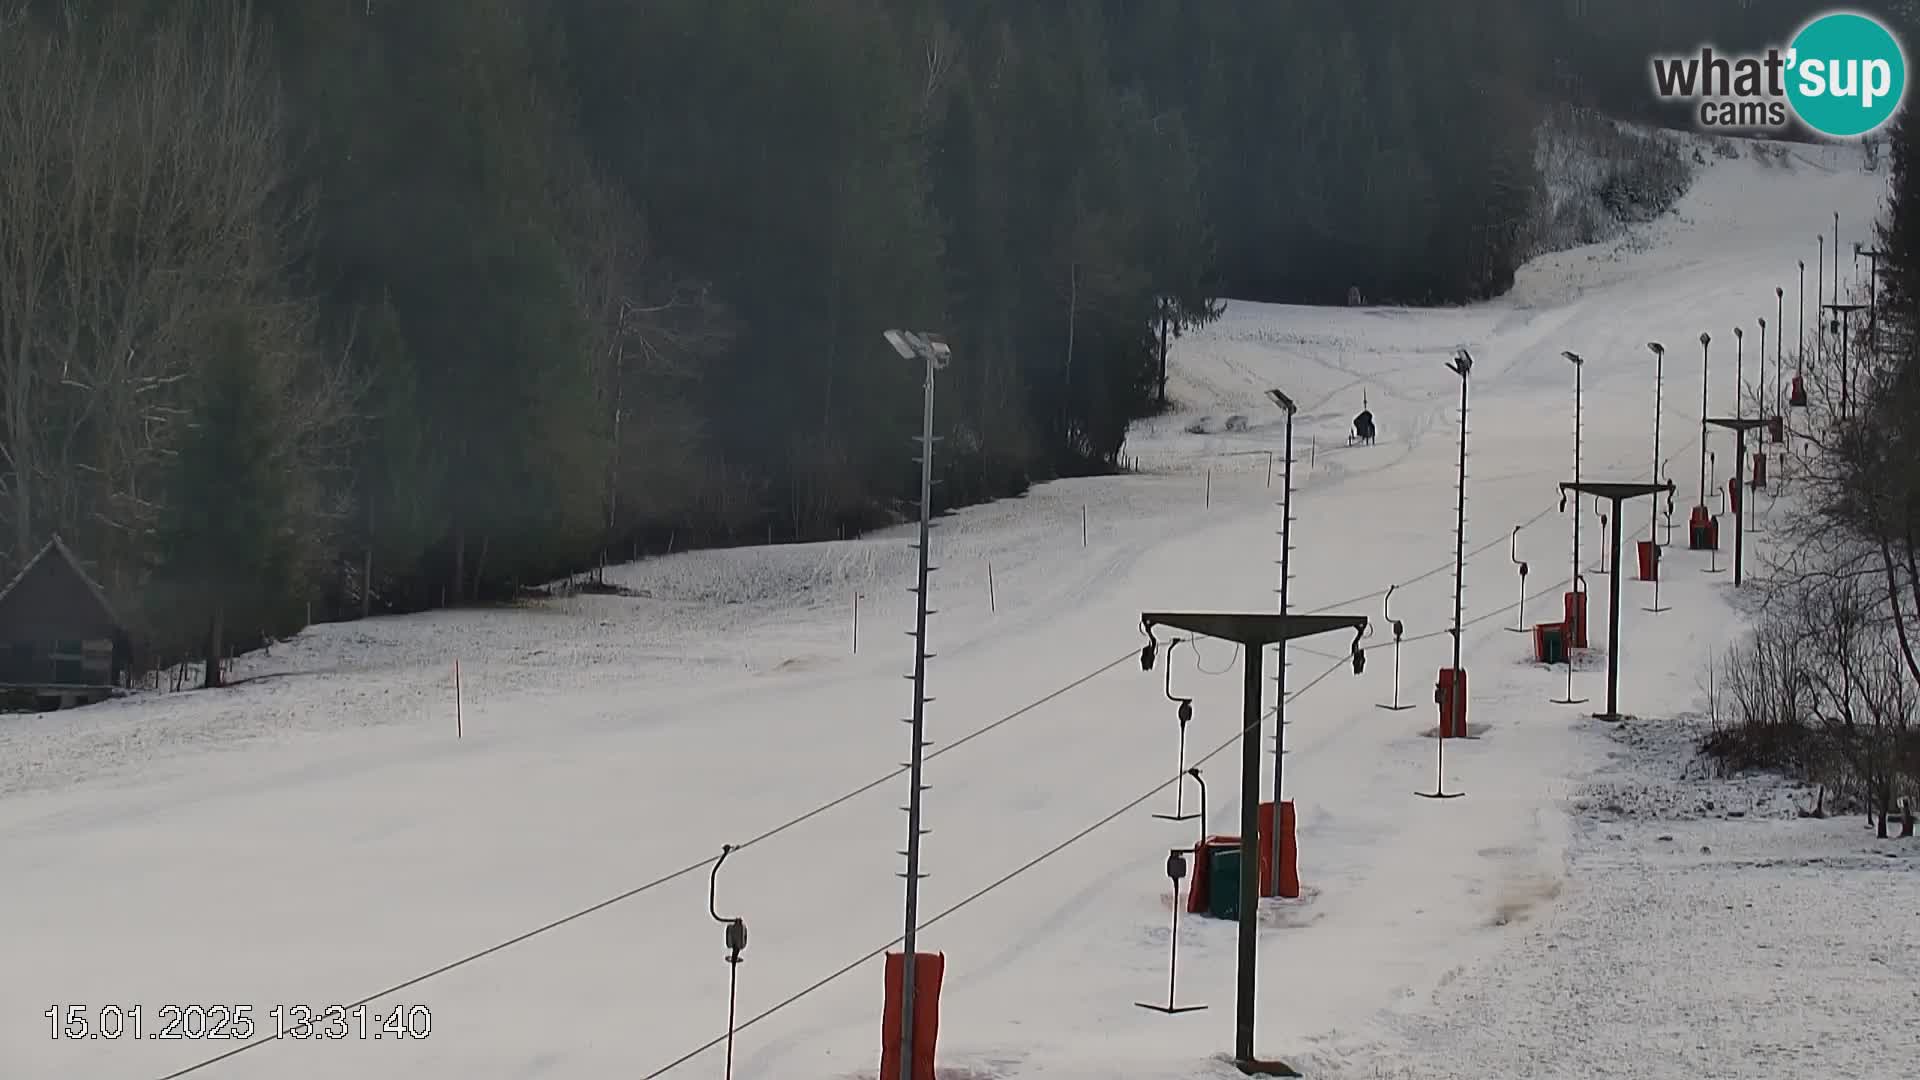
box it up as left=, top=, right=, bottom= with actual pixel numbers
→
left=0, top=534, right=120, bottom=629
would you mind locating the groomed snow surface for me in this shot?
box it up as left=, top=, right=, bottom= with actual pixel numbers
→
left=7, top=139, right=1917, bottom=1080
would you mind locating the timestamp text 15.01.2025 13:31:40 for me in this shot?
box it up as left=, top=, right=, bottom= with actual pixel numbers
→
left=45, top=1003, right=433, bottom=1041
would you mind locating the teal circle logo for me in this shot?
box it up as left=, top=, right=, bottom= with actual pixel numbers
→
left=1786, top=12, right=1906, bottom=137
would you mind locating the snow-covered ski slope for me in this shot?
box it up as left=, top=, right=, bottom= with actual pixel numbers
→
left=6, top=140, right=1916, bottom=1080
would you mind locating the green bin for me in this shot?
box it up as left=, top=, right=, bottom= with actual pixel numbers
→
left=1207, top=846, right=1242, bottom=921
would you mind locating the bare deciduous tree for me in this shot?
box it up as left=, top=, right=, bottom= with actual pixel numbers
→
left=0, top=1, right=350, bottom=649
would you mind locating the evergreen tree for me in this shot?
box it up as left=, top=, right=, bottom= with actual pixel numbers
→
left=153, top=313, right=304, bottom=688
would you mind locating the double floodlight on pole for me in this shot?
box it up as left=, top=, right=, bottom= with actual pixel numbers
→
left=881, top=326, right=952, bottom=1080
left=884, top=329, right=952, bottom=369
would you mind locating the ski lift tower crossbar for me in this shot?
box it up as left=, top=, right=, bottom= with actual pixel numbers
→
left=1704, top=417, right=1773, bottom=587
left=1555, top=481, right=1674, bottom=722
left=1138, top=609, right=1369, bottom=1076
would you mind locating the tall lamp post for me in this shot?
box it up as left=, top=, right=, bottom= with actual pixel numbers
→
left=1696, top=332, right=1712, bottom=523
left=1773, top=287, right=1785, bottom=430
left=1555, top=350, right=1589, bottom=707
left=1561, top=349, right=1585, bottom=584
left=1647, top=342, right=1665, bottom=541
left=1432, top=349, right=1474, bottom=761
left=880, top=327, right=952, bottom=1080
left=1733, top=326, right=1744, bottom=422
left=1262, top=387, right=1297, bottom=894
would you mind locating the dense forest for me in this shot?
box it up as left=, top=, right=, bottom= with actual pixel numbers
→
left=0, top=0, right=1891, bottom=683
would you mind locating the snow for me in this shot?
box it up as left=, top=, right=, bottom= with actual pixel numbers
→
left=5, top=137, right=1913, bottom=1080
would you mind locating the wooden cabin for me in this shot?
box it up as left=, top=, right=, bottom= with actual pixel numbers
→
left=0, top=535, right=125, bottom=710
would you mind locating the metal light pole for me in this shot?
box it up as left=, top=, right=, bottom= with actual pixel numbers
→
left=881, top=328, right=951, bottom=1080
left=1427, top=348, right=1475, bottom=776
left=1774, top=287, right=1785, bottom=429
left=1734, top=326, right=1744, bottom=422
left=1697, top=332, right=1711, bottom=514
left=1449, top=350, right=1471, bottom=685
left=1555, top=351, right=1588, bottom=707
left=1647, top=342, right=1665, bottom=540
left=1756, top=320, right=1766, bottom=420
left=1263, top=388, right=1297, bottom=891
left=1562, top=350, right=1584, bottom=585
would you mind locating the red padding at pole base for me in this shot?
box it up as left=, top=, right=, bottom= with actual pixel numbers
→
left=1751, top=451, right=1768, bottom=489
left=1728, top=477, right=1742, bottom=516
left=1637, top=539, right=1659, bottom=582
left=1435, top=667, right=1468, bottom=738
left=881, top=952, right=944, bottom=1080
left=1257, top=801, right=1300, bottom=899
left=1563, top=590, right=1588, bottom=649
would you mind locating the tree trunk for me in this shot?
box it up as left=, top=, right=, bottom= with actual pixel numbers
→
left=202, top=604, right=225, bottom=689
left=1158, top=307, right=1170, bottom=408
left=473, top=534, right=490, bottom=602
left=9, top=348, right=33, bottom=566
left=362, top=496, right=374, bottom=619
left=451, top=523, right=466, bottom=605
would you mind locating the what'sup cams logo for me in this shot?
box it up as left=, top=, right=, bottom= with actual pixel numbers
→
left=1650, top=10, right=1907, bottom=137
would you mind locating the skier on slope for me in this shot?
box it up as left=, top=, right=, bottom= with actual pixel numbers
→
left=1352, top=397, right=1376, bottom=446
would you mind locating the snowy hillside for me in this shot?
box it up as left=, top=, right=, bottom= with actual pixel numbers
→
left=5, top=139, right=1915, bottom=1080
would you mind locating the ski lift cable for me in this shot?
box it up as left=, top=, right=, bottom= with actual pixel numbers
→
left=1302, top=429, right=1705, bottom=615
left=151, top=644, right=1145, bottom=1080
left=640, top=556, right=1576, bottom=1080
left=637, top=645, right=1366, bottom=1080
